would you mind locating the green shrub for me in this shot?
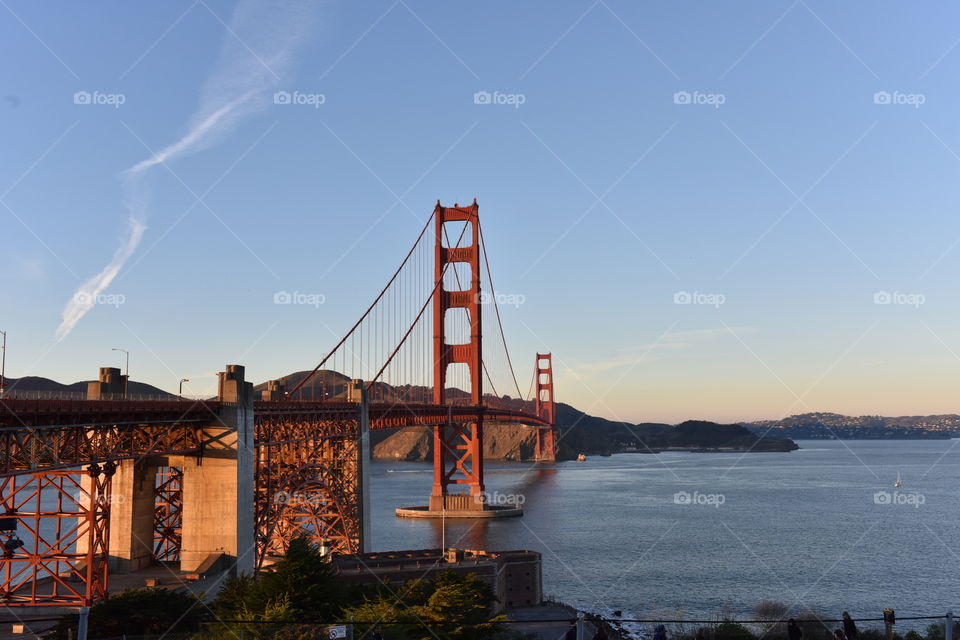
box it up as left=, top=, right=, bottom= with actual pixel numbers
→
left=44, top=588, right=202, bottom=640
left=925, top=621, right=960, bottom=640
left=714, top=622, right=758, bottom=640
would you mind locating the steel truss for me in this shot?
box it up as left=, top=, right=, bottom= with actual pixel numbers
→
left=153, top=466, right=182, bottom=562
left=0, top=399, right=220, bottom=476
left=0, top=463, right=113, bottom=606
left=254, top=415, right=361, bottom=569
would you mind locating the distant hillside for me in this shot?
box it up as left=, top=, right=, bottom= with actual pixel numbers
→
left=3, top=375, right=173, bottom=397
left=743, top=412, right=958, bottom=439
left=254, top=369, right=532, bottom=410
left=374, top=404, right=799, bottom=462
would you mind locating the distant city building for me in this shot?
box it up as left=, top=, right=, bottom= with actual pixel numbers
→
left=331, top=548, right=542, bottom=612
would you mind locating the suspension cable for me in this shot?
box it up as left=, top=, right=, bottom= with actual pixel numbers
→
left=366, top=220, right=471, bottom=390
left=482, top=360, right=500, bottom=399
left=478, top=221, right=524, bottom=399
left=289, top=210, right=436, bottom=396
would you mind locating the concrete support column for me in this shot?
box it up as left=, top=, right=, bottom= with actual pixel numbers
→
left=77, top=459, right=155, bottom=573
left=106, top=460, right=157, bottom=573
left=179, top=365, right=255, bottom=576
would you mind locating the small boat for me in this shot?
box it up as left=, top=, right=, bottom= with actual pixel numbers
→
left=893, top=470, right=902, bottom=488
left=577, top=453, right=587, bottom=462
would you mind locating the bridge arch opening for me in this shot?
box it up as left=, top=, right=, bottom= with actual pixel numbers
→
left=440, top=220, right=473, bottom=248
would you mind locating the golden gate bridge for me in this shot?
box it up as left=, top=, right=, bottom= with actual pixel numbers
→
left=0, top=200, right=557, bottom=608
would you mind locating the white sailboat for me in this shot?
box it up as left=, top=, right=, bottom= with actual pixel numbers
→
left=893, top=470, right=902, bottom=488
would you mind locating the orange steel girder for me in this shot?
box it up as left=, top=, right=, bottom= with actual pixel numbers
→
left=432, top=200, right=484, bottom=509
left=0, top=464, right=113, bottom=606
left=153, top=466, right=182, bottom=563
left=254, top=414, right=361, bottom=569
left=534, top=353, right=558, bottom=462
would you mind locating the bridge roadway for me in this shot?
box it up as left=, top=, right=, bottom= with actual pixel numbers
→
left=0, top=398, right=547, bottom=476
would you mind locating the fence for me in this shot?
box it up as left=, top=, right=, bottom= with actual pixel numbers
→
left=8, top=610, right=956, bottom=640
left=0, top=390, right=211, bottom=401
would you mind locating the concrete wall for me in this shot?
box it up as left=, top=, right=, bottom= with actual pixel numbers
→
left=332, top=548, right=543, bottom=613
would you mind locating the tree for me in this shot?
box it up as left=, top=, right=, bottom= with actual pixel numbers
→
left=925, top=621, right=960, bottom=640
left=44, top=588, right=202, bottom=640
left=212, top=537, right=344, bottom=621
left=345, top=571, right=506, bottom=640
left=205, top=596, right=330, bottom=640
left=752, top=601, right=790, bottom=638
left=711, top=622, right=758, bottom=640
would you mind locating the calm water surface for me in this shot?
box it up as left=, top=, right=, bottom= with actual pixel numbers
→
left=369, top=440, right=960, bottom=625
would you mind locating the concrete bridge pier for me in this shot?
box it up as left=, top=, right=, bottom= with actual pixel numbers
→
left=81, top=365, right=255, bottom=578
left=179, top=365, right=255, bottom=576
left=104, top=460, right=157, bottom=573
left=81, top=377, right=157, bottom=574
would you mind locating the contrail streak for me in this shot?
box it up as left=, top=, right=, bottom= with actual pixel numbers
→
left=55, top=0, right=317, bottom=340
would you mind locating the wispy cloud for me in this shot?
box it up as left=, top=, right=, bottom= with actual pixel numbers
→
left=55, top=0, right=318, bottom=340
left=124, top=91, right=257, bottom=176
left=55, top=215, right=147, bottom=341
left=578, top=327, right=758, bottom=372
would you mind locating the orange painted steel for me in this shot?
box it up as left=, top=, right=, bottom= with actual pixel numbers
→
left=0, top=464, right=113, bottom=606
left=534, top=353, right=558, bottom=462
left=153, top=466, right=182, bottom=563
left=431, top=201, right=486, bottom=510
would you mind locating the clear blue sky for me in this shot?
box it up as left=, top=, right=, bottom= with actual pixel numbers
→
left=3, top=0, right=960, bottom=423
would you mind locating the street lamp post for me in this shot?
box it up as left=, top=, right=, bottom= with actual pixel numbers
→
left=179, top=378, right=189, bottom=398
left=111, top=348, right=129, bottom=398
left=0, top=330, right=6, bottom=398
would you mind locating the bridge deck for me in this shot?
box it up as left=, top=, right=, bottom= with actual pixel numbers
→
left=0, top=399, right=546, bottom=476
left=1, top=399, right=547, bottom=429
